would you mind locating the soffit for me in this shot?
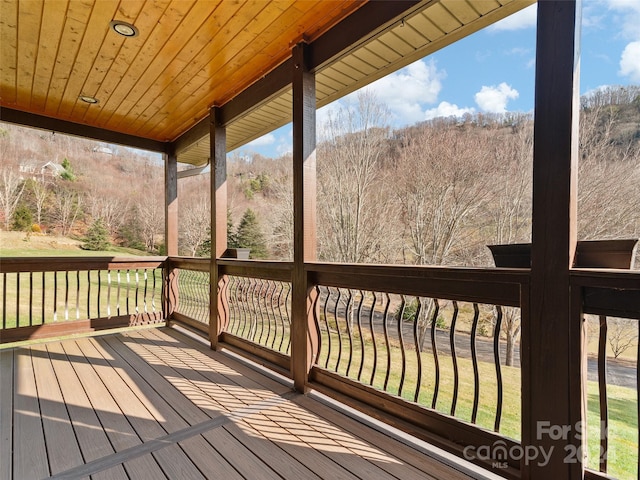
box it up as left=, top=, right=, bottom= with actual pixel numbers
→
left=178, top=0, right=534, bottom=166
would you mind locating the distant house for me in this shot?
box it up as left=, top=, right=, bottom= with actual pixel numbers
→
left=93, top=146, right=113, bottom=155
left=18, top=160, right=65, bottom=180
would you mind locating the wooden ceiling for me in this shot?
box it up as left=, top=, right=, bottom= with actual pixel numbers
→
left=0, top=0, right=534, bottom=165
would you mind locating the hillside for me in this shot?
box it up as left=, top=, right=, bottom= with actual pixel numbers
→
left=1, top=85, right=639, bottom=264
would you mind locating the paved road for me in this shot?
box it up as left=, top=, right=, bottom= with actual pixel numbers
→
left=424, top=329, right=635, bottom=388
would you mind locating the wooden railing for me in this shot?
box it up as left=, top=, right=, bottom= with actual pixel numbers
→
left=571, top=269, right=640, bottom=480
left=0, top=257, right=166, bottom=343
left=2, top=256, right=637, bottom=479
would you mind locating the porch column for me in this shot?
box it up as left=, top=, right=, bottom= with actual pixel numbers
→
left=164, top=150, right=178, bottom=256
left=291, top=42, right=318, bottom=392
left=523, top=1, right=583, bottom=479
left=209, top=106, right=228, bottom=350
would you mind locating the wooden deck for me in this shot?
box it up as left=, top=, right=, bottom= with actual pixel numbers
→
left=0, top=327, right=492, bottom=480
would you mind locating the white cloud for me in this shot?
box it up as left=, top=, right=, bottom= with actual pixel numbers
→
left=424, top=102, right=475, bottom=121
left=489, top=4, right=537, bottom=31
left=247, top=133, right=275, bottom=147
left=619, top=41, right=640, bottom=81
left=363, top=59, right=446, bottom=124
left=606, top=0, right=640, bottom=40
left=474, top=83, right=519, bottom=113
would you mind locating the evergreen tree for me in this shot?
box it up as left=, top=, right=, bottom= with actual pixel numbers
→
left=60, top=158, right=76, bottom=181
left=235, top=208, right=268, bottom=258
left=11, top=204, right=33, bottom=231
left=227, top=208, right=239, bottom=248
left=82, top=218, right=110, bottom=251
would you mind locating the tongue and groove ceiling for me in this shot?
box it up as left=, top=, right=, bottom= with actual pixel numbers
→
left=0, top=0, right=534, bottom=165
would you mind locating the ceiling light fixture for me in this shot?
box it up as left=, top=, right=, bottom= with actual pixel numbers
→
left=79, top=95, right=99, bottom=104
left=109, top=20, right=139, bottom=37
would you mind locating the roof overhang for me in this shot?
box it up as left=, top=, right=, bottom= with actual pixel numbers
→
left=0, top=0, right=535, bottom=164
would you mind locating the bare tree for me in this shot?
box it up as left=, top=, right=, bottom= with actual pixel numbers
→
left=179, top=195, right=210, bottom=256
left=136, top=189, right=163, bottom=253
left=606, top=318, right=638, bottom=359
left=28, top=178, right=50, bottom=226
left=318, top=90, right=399, bottom=263
left=485, top=122, right=533, bottom=366
left=266, top=175, right=294, bottom=260
left=0, top=169, right=26, bottom=229
left=578, top=105, right=640, bottom=240
left=52, top=186, right=82, bottom=236
left=395, top=125, right=492, bottom=266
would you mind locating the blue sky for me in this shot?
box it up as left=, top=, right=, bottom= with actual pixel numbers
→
left=236, top=0, right=640, bottom=159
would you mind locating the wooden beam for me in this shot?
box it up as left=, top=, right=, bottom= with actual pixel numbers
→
left=291, top=42, right=317, bottom=393
left=209, top=106, right=228, bottom=350
left=523, top=1, right=583, bottom=479
left=173, top=1, right=420, bottom=146
left=0, top=108, right=167, bottom=153
left=164, top=151, right=178, bottom=257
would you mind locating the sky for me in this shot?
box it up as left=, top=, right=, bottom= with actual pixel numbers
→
left=236, top=0, right=640, bottom=159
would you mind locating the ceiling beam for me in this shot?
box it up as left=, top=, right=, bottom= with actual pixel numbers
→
left=172, top=0, right=421, bottom=154
left=0, top=108, right=168, bottom=153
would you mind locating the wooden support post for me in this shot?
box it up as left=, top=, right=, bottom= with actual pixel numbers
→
left=164, top=150, right=178, bottom=257
left=291, top=42, right=317, bottom=392
left=523, top=1, right=583, bottom=479
left=209, top=106, right=228, bottom=350
left=164, top=150, right=178, bottom=322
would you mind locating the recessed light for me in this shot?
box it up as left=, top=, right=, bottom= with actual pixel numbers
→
left=109, top=20, right=139, bottom=37
left=79, top=95, right=99, bottom=104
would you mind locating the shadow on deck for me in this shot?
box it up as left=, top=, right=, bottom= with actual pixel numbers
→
left=0, top=326, right=497, bottom=480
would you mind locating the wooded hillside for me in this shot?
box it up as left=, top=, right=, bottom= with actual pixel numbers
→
left=2, top=85, right=639, bottom=264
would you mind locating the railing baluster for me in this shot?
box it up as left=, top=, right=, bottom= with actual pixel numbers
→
left=53, top=271, right=58, bottom=322
left=598, top=315, right=608, bottom=473
left=125, top=269, right=131, bottom=315
left=116, top=270, right=121, bottom=316
left=356, top=290, right=366, bottom=382
left=143, top=269, right=148, bottom=314
left=429, top=299, right=439, bottom=408
left=29, top=272, right=33, bottom=326
left=382, top=293, right=392, bottom=391
left=16, top=272, right=20, bottom=327
left=414, top=298, right=424, bottom=404
left=257, top=279, right=267, bottom=344
left=75, top=270, right=80, bottom=320
left=345, top=289, right=354, bottom=377
left=64, top=271, right=69, bottom=321
left=397, top=295, right=407, bottom=398
left=470, top=302, right=480, bottom=424
left=41, top=272, right=45, bottom=325
left=284, top=282, right=291, bottom=354
left=450, top=300, right=459, bottom=416
left=493, top=305, right=503, bottom=432
left=321, top=286, right=331, bottom=368
left=107, top=270, right=112, bottom=318
left=333, top=288, right=343, bottom=373
left=134, top=269, right=140, bottom=314
left=368, top=292, right=378, bottom=387
left=2, top=273, right=6, bottom=329
left=97, top=270, right=101, bottom=319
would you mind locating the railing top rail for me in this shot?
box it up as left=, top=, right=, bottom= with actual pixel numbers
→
left=217, top=259, right=294, bottom=282
left=571, top=268, right=640, bottom=289
left=0, top=256, right=168, bottom=273
left=306, top=262, right=529, bottom=307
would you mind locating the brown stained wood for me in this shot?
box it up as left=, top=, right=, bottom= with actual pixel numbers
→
left=29, top=344, right=84, bottom=475
left=0, top=256, right=167, bottom=273
left=13, top=348, right=50, bottom=479
left=210, top=106, right=227, bottom=349
left=5, top=328, right=481, bottom=480
left=526, top=1, right=582, bottom=479
left=224, top=420, right=323, bottom=480
left=0, top=350, right=13, bottom=480
left=91, top=336, right=244, bottom=480
left=74, top=338, right=205, bottom=480
left=165, top=150, right=178, bottom=256
left=201, top=425, right=284, bottom=480
left=58, top=340, right=164, bottom=479
left=291, top=42, right=318, bottom=392
left=44, top=342, right=124, bottom=469
left=0, top=313, right=165, bottom=344
left=294, top=394, right=454, bottom=480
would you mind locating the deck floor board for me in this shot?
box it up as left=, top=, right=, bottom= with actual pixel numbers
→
left=1, top=327, right=477, bottom=480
